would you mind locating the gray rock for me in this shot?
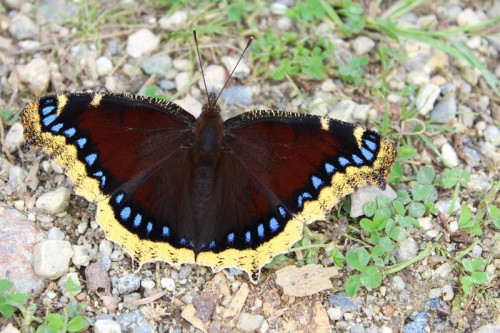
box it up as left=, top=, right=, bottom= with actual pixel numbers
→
left=327, top=292, right=359, bottom=313
left=115, top=274, right=141, bottom=294
left=71, top=245, right=92, bottom=266
left=462, top=146, right=481, bottom=167
left=94, top=319, right=122, bottom=333
left=459, top=105, right=475, bottom=127
left=175, top=72, right=190, bottom=92
left=17, top=58, right=50, bottom=97
left=403, top=311, right=428, bottom=333
left=126, top=29, right=160, bottom=58
left=99, top=240, right=113, bottom=256
left=198, top=64, right=226, bottom=93
left=5, top=166, right=27, bottom=195
left=277, top=16, right=292, bottom=30
left=434, top=262, right=453, bottom=278
left=431, top=95, right=457, bottom=123
left=416, top=83, right=440, bottom=116
left=457, top=8, right=480, bottom=26
left=397, top=237, right=418, bottom=262
left=219, top=85, right=253, bottom=105
left=441, top=143, right=459, bottom=167
left=352, top=36, right=375, bottom=55
left=442, top=284, right=454, bottom=301
left=484, top=125, right=500, bottom=145
left=174, top=95, right=202, bottom=118
left=116, top=309, right=154, bottom=333
left=327, top=100, right=372, bottom=123
left=8, top=13, right=37, bottom=40
left=221, top=56, right=251, bottom=79
left=36, top=187, right=70, bottom=214
left=96, top=56, right=113, bottom=77
left=159, top=80, right=176, bottom=90
left=428, top=288, right=441, bottom=298
left=33, top=240, right=73, bottom=279
left=47, top=227, right=65, bottom=240
left=435, top=198, right=460, bottom=214
left=141, top=55, right=172, bottom=79
left=4, top=122, right=24, bottom=152
left=179, top=265, right=192, bottom=279
left=391, top=276, right=406, bottom=291
left=158, top=11, right=188, bottom=31
left=0, top=206, right=45, bottom=293
left=350, top=185, right=397, bottom=218
left=473, top=317, right=500, bottom=333
left=236, top=313, right=264, bottom=332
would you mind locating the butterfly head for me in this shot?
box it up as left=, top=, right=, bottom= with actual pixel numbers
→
left=202, top=92, right=221, bottom=115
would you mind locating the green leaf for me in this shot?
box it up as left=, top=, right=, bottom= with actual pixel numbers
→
left=363, top=201, right=377, bottom=217
left=43, top=313, right=65, bottom=330
left=68, top=316, right=89, bottom=332
left=416, top=166, right=435, bottom=185
left=412, top=184, right=437, bottom=202
left=461, top=258, right=474, bottom=272
left=345, top=274, right=362, bottom=297
left=396, top=190, right=411, bottom=205
left=461, top=276, right=473, bottom=296
left=346, top=248, right=370, bottom=271
left=470, top=272, right=488, bottom=285
left=0, top=303, right=15, bottom=318
left=396, top=145, right=416, bottom=160
left=408, top=202, right=425, bottom=218
left=360, top=266, right=383, bottom=288
left=490, top=205, right=500, bottom=229
left=0, top=280, right=12, bottom=294
left=389, top=226, right=407, bottom=241
left=4, top=291, right=28, bottom=309
left=392, top=200, right=405, bottom=216
left=330, top=249, right=346, bottom=268
left=379, top=236, right=394, bottom=252
left=388, top=161, right=403, bottom=184
left=441, top=168, right=459, bottom=188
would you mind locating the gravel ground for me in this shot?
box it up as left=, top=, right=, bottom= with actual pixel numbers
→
left=0, top=1, right=499, bottom=333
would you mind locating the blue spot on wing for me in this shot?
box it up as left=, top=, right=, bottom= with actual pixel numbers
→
left=311, top=175, right=323, bottom=189
left=63, top=128, right=76, bottom=138
left=338, top=157, right=350, bottom=167
left=76, top=138, right=87, bottom=149
left=257, top=224, right=264, bottom=238
left=120, top=207, right=131, bottom=221
left=227, top=232, right=235, bottom=244
left=162, top=226, right=170, bottom=237
left=85, top=153, right=97, bottom=166
left=93, top=171, right=103, bottom=177
left=245, top=231, right=251, bottom=243
left=146, top=222, right=152, bottom=234
left=269, top=218, right=279, bottom=232
left=352, top=154, right=363, bottom=165
left=278, top=206, right=286, bottom=218
left=325, top=162, right=335, bottom=174
left=115, top=193, right=124, bottom=205
left=179, top=238, right=187, bottom=246
left=42, top=98, right=55, bottom=106
left=51, top=123, right=63, bottom=133
left=361, top=147, right=374, bottom=161
left=133, top=214, right=142, bottom=227
left=365, top=139, right=377, bottom=151
left=209, top=241, right=216, bottom=249
left=42, top=114, right=57, bottom=126
left=41, top=106, right=55, bottom=115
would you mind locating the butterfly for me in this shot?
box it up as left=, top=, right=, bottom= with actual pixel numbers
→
left=21, top=34, right=396, bottom=283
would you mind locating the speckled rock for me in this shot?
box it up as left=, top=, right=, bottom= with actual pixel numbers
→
left=115, top=274, right=141, bottom=295
left=17, top=58, right=50, bottom=97
left=4, top=122, right=24, bottom=152
left=116, top=309, right=155, bottom=332
left=33, top=240, right=73, bottom=279
left=126, top=29, right=160, bottom=58
left=71, top=245, right=92, bottom=266
left=397, top=237, right=418, bottom=262
left=35, top=187, right=71, bottom=214
left=403, top=311, right=428, bottom=333
left=94, top=319, right=122, bottom=333
left=8, top=13, right=37, bottom=40
left=236, top=313, right=265, bottom=332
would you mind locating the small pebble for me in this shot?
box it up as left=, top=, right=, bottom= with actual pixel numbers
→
left=17, top=58, right=50, bottom=96
left=99, top=240, right=114, bottom=256
left=351, top=36, right=375, bottom=55
left=431, top=95, right=457, bottom=123
left=442, top=284, right=454, bottom=301
left=457, top=8, right=480, bottom=26
left=126, top=29, right=160, bottom=58
left=198, top=64, right=226, bottom=92
left=221, top=56, right=251, bottom=79
left=172, top=58, right=191, bottom=71
left=416, top=83, right=440, bottom=116
left=277, top=16, right=292, bottom=30
left=141, top=280, right=155, bottom=290
left=96, top=56, right=113, bottom=76
left=434, top=262, right=453, bottom=278
left=428, top=288, right=442, bottom=298
left=4, top=123, right=24, bottom=152
left=8, top=13, right=37, bottom=40
left=94, top=318, right=122, bottom=333
left=237, top=313, right=264, bottom=332
left=71, top=245, right=92, bottom=266
left=141, top=54, right=172, bottom=79
left=33, top=240, right=73, bottom=279
left=397, top=237, right=418, bottom=262
left=484, top=125, right=500, bottom=145
left=435, top=198, right=461, bottom=214
left=36, top=187, right=70, bottom=214
left=391, top=276, right=406, bottom=291
left=270, top=2, right=288, bottom=15
left=441, top=143, right=459, bottom=167
left=161, top=277, right=175, bottom=291
left=471, top=245, right=483, bottom=257
left=175, top=72, right=190, bottom=91
left=449, top=221, right=459, bottom=233
left=115, top=274, right=141, bottom=295
left=158, top=11, right=188, bottom=31
left=328, top=307, right=343, bottom=321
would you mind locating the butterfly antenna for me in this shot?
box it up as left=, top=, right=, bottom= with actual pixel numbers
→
left=214, top=36, right=253, bottom=105
left=193, top=29, right=210, bottom=99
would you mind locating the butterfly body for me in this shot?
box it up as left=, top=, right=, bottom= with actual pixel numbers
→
left=21, top=92, right=396, bottom=282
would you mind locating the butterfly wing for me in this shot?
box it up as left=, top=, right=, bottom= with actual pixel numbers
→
left=21, top=93, right=199, bottom=265
left=197, top=110, right=396, bottom=281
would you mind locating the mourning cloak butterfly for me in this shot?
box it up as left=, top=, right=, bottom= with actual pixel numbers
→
left=21, top=37, right=396, bottom=283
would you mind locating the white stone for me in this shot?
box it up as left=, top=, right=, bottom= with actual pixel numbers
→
left=270, top=2, right=288, bottom=15
left=327, top=307, right=342, bottom=321
left=221, top=56, right=251, bottom=79
left=397, top=237, right=418, bottom=262
left=416, top=83, right=440, bottom=116
left=428, top=288, right=441, bottom=298
left=158, top=11, right=188, bottom=31
left=13, top=200, right=25, bottom=211
left=1, top=323, right=21, bottom=333
left=99, top=240, right=114, bottom=256
left=72, top=245, right=92, bottom=266
left=47, top=227, right=65, bottom=240
left=17, top=58, right=50, bottom=96
left=141, top=280, right=155, bottom=290
left=36, top=187, right=70, bottom=214
left=436, top=198, right=461, bottom=214
left=237, top=313, right=264, bottom=332
left=5, top=122, right=24, bottom=152
left=441, top=143, right=459, bottom=167
left=161, top=277, right=175, bottom=291
left=449, top=221, right=459, bottom=233
left=94, top=319, right=122, bottom=333
left=484, top=125, right=500, bottom=145
left=126, top=29, right=160, bottom=58
left=198, top=64, right=226, bottom=93
left=391, top=276, right=406, bottom=291
left=175, top=72, right=190, bottom=91
left=442, top=284, right=454, bottom=301
left=172, top=58, right=191, bottom=72
left=381, top=326, right=393, bottom=333
left=407, top=70, right=430, bottom=86
left=352, top=36, right=375, bottom=55
left=174, top=95, right=202, bottom=118
left=434, top=262, right=453, bottom=278
left=34, top=240, right=73, bottom=279
left=277, top=17, right=292, bottom=30
left=96, top=56, right=113, bottom=76
left=457, top=8, right=480, bottom=27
